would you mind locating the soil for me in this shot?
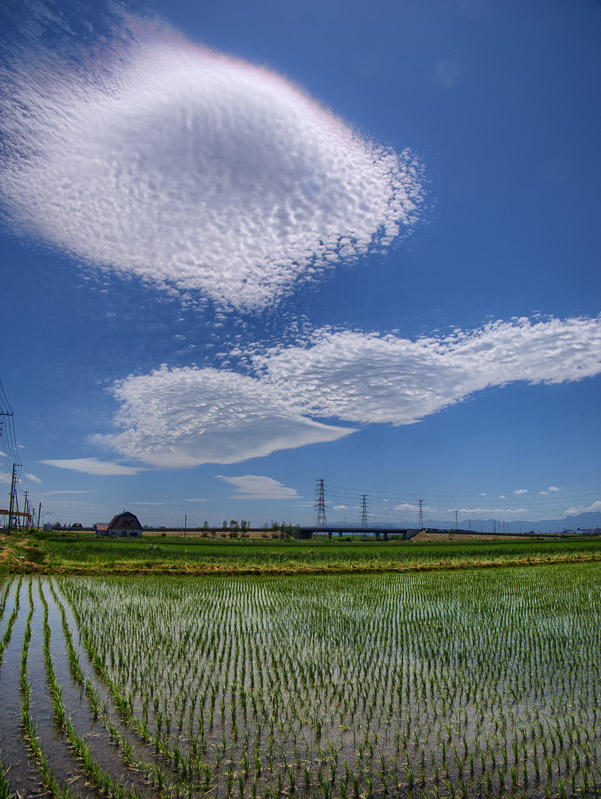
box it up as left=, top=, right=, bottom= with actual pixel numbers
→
left=411, top=531, right=532, bottom=542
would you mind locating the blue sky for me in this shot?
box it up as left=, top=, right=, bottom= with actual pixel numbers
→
left=1, top=0, right=600, bottom=528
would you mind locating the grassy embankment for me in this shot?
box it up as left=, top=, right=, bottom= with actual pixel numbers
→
left=1, top=530, right=601, bottom=575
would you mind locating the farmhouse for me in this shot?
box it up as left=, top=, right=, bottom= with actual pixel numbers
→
left=95, top=511, right=143, bottom=538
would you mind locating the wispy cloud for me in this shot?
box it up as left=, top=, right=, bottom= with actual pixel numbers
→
left=514, top=489, right=528, bottom=495
left=216, top=475, right=300, bottom=500
left=89, top=315, right=601, bottom=469
left=395, top=502, right=433, bottom=513
left=0, top=15, right=421, bottom=309
left=458, top=507, right=527, bottom=516
left=40, top=490, right=94, bottom=496
left=0, top=471, right=11, bottom=484
left=40, top=458, right=145, bottom=476
left=24, top=472, right=41, bottom=483
left=548, top=486, right=560, bottom=492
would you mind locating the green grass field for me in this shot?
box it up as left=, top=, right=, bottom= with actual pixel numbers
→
left=4, top=530, right=600, bottom=575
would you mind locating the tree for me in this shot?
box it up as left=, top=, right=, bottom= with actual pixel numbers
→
left=222, top=520, right=228, bottom=530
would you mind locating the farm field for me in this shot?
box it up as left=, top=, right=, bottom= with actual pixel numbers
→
left=1, top=565, right=601, bottom=798
left=4, top=530, right=601, bottom=575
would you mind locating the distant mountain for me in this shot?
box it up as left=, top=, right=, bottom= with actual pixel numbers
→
left=328, top=510, right=601, bottom=534
left=424, top=510, right=601, bottom=534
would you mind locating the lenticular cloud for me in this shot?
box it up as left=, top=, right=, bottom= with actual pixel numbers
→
left=0, top=21, right=422, bottom=308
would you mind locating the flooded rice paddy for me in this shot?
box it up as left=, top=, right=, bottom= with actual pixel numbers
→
left=1, top=565, right=601, bottom=798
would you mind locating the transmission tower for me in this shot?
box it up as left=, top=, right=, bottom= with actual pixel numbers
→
left=314, top=479, right=327, bottom=527
left=418, top=499, right=424, bottom=530
left=360, top=494, right=369, bottom=527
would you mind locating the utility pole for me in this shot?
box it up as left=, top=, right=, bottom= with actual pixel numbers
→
left=7, top=464, right=18, bottom=535
left=184, top=514, right=187, bottom=538
left=418, top=500, right=423, bottom=530
left=23, top=491, right=29, bottom=530
left=38, top=502, right=42, bottom=531
left=455, top=510, right=458, bottom=529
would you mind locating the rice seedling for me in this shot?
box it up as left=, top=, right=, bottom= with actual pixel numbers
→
left=2, top=560, right=601, bottom=798
left=0, top=756, right=15, bottom=799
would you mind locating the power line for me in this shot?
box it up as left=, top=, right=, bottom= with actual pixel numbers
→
left=0, top=379, right=21, bottom=467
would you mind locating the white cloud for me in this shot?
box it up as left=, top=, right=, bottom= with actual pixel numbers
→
left=395, top=502, right=432, bottom=513
left=565, top=500, right=601, bottom=517
left=40, top=458, right=145, bottom=476
left=40, top=490, right=93, bottom=495
left=88, top=314, right=601, bottom=469
left=0, top=451, right=6, bottom=457
left=539, top=491, right=549, bottom=495
left=458, top=507, right=527, bottom=516
left=549, top=486, right=560, bottom=492
left=217, top=475, right=299, bottom=500
left=0, top=18, right=421, bottom=310
left=93, top=365, right=354, bottom=468
left=186, top=498, right=208, bottom=503
left=333, top=504, right=348, bottom=510
left=256, top=315, right=601, bottom=424
left=24, top=472, right=42, bottom=484
left=514, top=489, right=528, bottom=495
left=0, top=472, right=11, bottom=484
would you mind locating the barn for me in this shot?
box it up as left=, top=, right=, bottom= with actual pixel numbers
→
left=95, top=511, right=143, bottom=538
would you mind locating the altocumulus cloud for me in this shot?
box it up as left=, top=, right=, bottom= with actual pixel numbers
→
left=92, top=367, right=354, bottom=468
left=0, top=15, right=422, bottom=309
left=256, top=315, right=601, bottom=424
left=85, top=315, right=601, bottom=469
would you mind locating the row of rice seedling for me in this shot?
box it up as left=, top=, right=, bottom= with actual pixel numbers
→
left=1, top=575, right=159, bottom=799
left=55, top=564, right=601, bottom=798
left=0, top=576, right=16, bottom=799
left=46, top=577, right=200, bottom=798
left=38, top=579, right=148, bottom=799
left=19, top=577, right=73, bottom=799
